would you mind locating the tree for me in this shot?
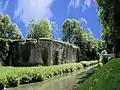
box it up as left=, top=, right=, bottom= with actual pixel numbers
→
left=95, top=39, right=105, bottom=53
left=0, top=14, right=22, bottom=65
left=62, top=19, right=100, bottom=60
left=101, top=28, right=113, bottom=53
left=0, top=14, right=22, bottom=39
left=74, top=28, right=99, bottom=60
left=96, top=0, right=120, bottom=57
left=61, top=19, right=80, bottom=43
left=27, top=19, right=52, bottom=39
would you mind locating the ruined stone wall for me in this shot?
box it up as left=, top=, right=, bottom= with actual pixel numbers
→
left=8, top=38, right=81, bottom=66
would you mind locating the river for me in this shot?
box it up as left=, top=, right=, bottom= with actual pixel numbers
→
left=7, top=65, right=98, bottom=90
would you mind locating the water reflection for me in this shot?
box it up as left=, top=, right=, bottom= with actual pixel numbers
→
left=7, top=65, right=97, bottom=90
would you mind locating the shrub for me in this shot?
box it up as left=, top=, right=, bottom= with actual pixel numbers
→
left=6, top=76, right=18, bottom=88
left=31, top=74, right=43, bottom=83
left=0, top=83, right=4, bottom=90
left=19, top=76, right=32, bottom=84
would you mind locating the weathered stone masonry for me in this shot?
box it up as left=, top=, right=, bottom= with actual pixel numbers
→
left=8, top=38, right=81, bottom=66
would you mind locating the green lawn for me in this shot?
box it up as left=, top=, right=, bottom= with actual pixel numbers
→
left=76, top=58, right=120, bottom=90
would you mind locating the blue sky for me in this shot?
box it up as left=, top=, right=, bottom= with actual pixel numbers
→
left=0, top=0, right=102, bottom=39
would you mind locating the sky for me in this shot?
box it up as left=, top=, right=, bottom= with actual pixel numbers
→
left=0, top=0, right=102, bottom=39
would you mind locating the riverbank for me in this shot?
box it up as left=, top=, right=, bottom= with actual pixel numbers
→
left=0, top=61, right=98, bottom=89
left=7, top=64, right=98, bottom=90
left=76, top=58, right=120, bottom=90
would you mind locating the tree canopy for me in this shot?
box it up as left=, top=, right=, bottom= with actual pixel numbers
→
left=61, top=19, right=103, bottom=60
left=0, top=14, right=22, bottom=39
left=0, top=14, right=23, bottom=64
left=27, top=19, right=52, bottom=39
left=61, top=19, right=80, bottom=43
left=96, top=0, right=120, bottom=56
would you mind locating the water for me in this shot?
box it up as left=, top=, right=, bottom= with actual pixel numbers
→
left=7, top=65, right=98, bottom=90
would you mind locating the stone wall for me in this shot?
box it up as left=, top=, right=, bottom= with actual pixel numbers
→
left=8, top=38, right=81, bottom=66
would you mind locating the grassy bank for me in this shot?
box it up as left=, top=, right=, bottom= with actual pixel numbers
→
left=76, top=58, right=120, bottom=90
left=0, top=61, right=98, bottom=89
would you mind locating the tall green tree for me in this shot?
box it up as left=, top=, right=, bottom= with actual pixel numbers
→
left=27, top=19, right=52, bottom=39
left=61, top=19, right=80, bottom=43
left=96, top=0, right=120, bottom=57
left=95, top=39, right=105, bottom=53
left=74, top=28, right=99, bottom=60
left=0, top=14, right=22, bottom=39
left=62, top=19, right=100, bottom=60
left=0, top=14, right=22, bottom=65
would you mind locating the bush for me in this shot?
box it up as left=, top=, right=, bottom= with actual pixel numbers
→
left=6, top=76, right=18, bottom=88
left=0, top=39, right=10, bottom=65
left=31, top=74, right=44, bottom=83
left=19, top=76, right=32, bottom=84
left=0, top=83, right=4, bottom=90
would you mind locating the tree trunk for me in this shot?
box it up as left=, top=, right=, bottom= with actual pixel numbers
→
left=114, top=45, right=120, bottom=58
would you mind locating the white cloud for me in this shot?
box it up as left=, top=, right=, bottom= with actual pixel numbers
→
left=14, top=0, right=55, bottom=27
left=3, top=0, right=10, bottom=10
left=67, top=0, right=94, bottom=14
left=0, top=0, right=10, bottom=13
left=0, top=0, right=3, bottom=12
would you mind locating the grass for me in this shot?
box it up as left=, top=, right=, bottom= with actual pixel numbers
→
left=0, top=61, right=98, bottom=89
left=76, top=58, right=120, bottom=90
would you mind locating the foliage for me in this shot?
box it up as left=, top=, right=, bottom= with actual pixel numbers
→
left=61, top=19, right=80, bottom=43
left=27, top=19, right=52, bottom=39
left=74, top=28, right=100, bottom=60
left=0, top=38, right=21, bottom=65
left=0, top=14, right=23, bottom=65
left=0, top=39, right=9, bottom=63
left=96, top=0, right=120, bottom=57
left=0, top=61, right=98, bottom=89
left=76, top=58, right=120, bottom=90
left=61, top=19, right=102, bottom=60
left=0, top=63, right=82, bottom=89
left=95, top=40, right=105, bottom=53
left=0, top=14, right=22, bottom=39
